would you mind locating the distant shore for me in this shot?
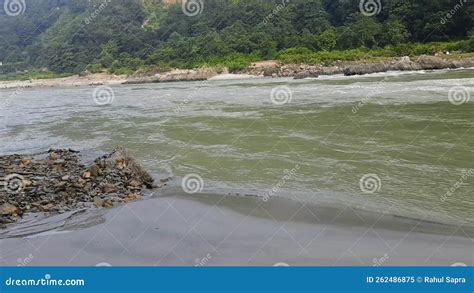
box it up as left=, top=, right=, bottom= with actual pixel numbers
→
left=1, top=54, right=473, bottom=90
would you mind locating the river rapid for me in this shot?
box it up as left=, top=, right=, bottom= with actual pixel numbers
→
left=1, top=69, right=473, bottom=227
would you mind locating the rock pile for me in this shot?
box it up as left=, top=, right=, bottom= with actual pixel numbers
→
left=0, top=147, right=156, bottom=227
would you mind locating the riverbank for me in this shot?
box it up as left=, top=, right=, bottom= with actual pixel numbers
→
left=246, top=54, right=474, bottom=79
left=0, top=191, right=472, bottom=266
left=1, top=54, right=473, bottom=89
left=1, top=70, right=473, bottom=266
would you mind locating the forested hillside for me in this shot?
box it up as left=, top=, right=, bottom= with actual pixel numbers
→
left=1, top=0, right=473, bottom=75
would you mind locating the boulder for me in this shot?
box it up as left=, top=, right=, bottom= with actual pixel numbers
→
left=415, top=55, right=454, bottom=70
left=0, top=203, right=19, bottom=216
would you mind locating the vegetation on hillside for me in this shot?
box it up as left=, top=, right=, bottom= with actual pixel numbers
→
left=0, top=0, right=473, bottom=77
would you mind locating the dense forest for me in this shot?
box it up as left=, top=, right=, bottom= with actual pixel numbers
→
left=0, top=0, right=473, bottom=75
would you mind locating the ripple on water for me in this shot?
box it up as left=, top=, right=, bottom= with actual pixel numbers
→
left=1, top=70, right=473, bottom=227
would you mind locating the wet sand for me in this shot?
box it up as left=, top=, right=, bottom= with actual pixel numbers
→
left=0, top=191, right=472, bottom=266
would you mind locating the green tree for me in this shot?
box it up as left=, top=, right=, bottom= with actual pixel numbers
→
left=380, top=18, right=409, bottom=46
left=293, top=0, right=331, bottom=34
left=315, top=29, right=337, bottom=51
left=338, top=15, right=383, bottom=49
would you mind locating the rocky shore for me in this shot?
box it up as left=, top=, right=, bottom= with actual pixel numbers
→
left=242, top=54, right=474, bottom=79
left=1, top=54, right=473, bottom=89
left=123, top=67, right=226, bottom=84
left=0, top=148, right=159, bottom=227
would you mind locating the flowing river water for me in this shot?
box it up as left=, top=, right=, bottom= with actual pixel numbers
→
left=1, top=69, right=473, bottom=229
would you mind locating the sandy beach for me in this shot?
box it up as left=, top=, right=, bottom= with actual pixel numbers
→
left=0, top=190, right=472, bottom=266
left=0, top=73, right=128, bottom=90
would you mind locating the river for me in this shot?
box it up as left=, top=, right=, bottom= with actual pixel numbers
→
left=1, top=69, right=473, bottom=228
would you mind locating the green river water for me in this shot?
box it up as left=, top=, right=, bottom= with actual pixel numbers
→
left=1, top=69, right=473, bottom=226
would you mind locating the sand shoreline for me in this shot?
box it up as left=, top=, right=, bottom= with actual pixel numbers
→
left=0, top=191, right=471, bottom=266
